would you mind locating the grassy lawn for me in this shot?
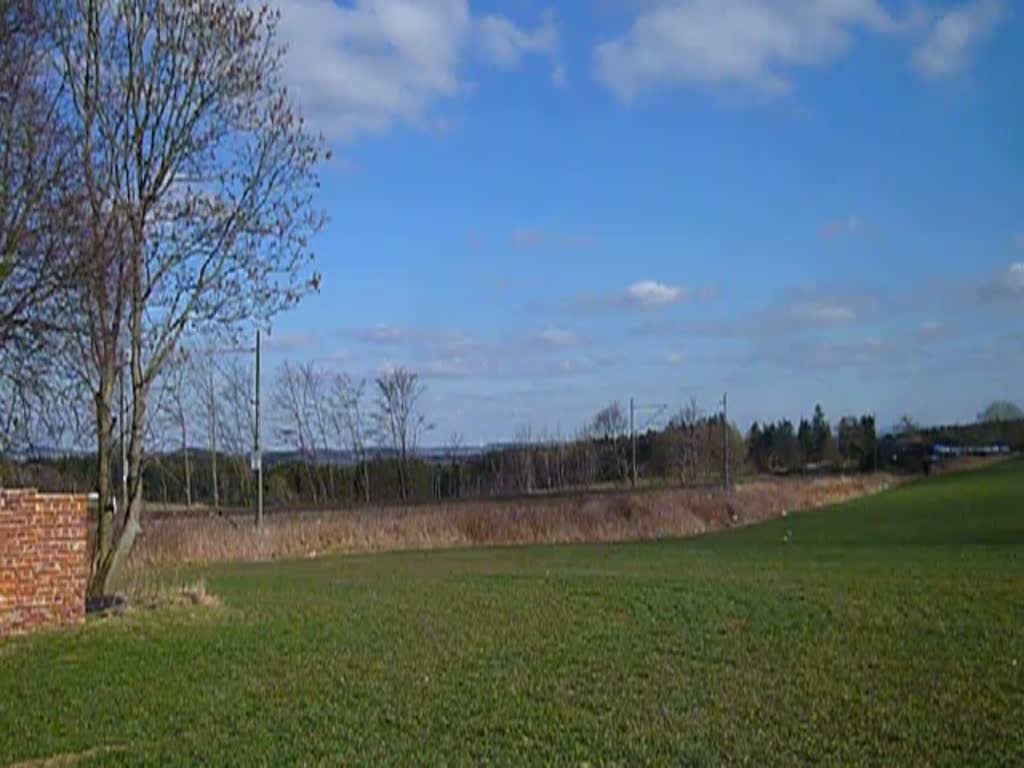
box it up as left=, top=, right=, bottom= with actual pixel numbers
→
left=2, top=462, right=1022, bottom=766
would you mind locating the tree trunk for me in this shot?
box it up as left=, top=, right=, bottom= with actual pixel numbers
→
left=209, top=371, right=219, bottom=512
left=88, top=387, right=115, bottom=598
left=361, top=459, right=371, bottom=504
left=181, top=413, right=191, bottom=507
left=211, top=432, right=219, bottom=512
left=101, top=372, right=147, bottom=594
left=99, top=224, right=147, bottom=594
left=397, top=455, right=408, bottom=501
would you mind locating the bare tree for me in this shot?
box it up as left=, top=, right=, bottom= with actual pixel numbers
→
left=590, top=402, right=628, bottom=440
left=513, top=425, right=536, bottom=494
left=196, top=353, right=222, bottom=512
left=589, top=401, right=630, bottom=484
left=273, top=361, right=319, bottom=502
left=0, top=1, right=74, bottom=345
left=52, top=0, right=327, bottom=593
left=574, top=426, right=598, bottom=488
left=373, top=367, right=431, bottom=501
left=669, top=397, right=702, bottom=486
left=328, top=373, right=372, bottom=503
left=0, top=1, right=79, bottom=452
left=218, top=356, right=255, bottom=506
left=301, top=365, right=337, bottom=502
left=154, top=349, right=195, bottom=507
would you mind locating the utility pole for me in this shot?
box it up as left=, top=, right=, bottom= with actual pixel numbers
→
left=722, top=392, right=730, bottom=494
left=630, top=396, right=637, bottom=488
left=254, top=330, right=263, bottom=529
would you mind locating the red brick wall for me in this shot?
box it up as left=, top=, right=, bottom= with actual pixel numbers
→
left=0, top=490, right=89, bottom=637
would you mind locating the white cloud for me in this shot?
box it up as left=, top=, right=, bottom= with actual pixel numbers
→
left=476, top=9, right=558, bottom=69
left=911, top=0, right=1007, bottom=78
left=625, top=280, right=685, bottom=307
left=274, top=0, right=560, bottom=141
left=594, top=0, right=900, bottom=102
left=274, top=0, right=469, bottom=140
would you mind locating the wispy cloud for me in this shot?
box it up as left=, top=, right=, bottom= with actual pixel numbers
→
left=821, top=215, right=879, bottom=242
left=533, top=328, right=580, bottom=347
left=916, top=262, right=1024, bottom=313
left=1001, top=263, right=1024, bottom=294
left=969, top=262, right=1024, bottom=305
left=511, top=227, right=594, bottom=249
left=790, top=302, right=856, bottom=323
left=476, top=9, right=558, bottom=69
left=911, top=0, right=1008, bottom=78
left=346, top=322, right=604, bottom=383
left=593, top=0, right=904, bottom=102
left=551, top=63, right=567, bottom=87
left=633, top=284, right=872, bottom=338
left=352, top=324, right=409, bottom=345
left=788, top=337, right=891, bottom=370
left=264, top=332, right=317, bottom=354
left=918, top=321, right=947, bottom=340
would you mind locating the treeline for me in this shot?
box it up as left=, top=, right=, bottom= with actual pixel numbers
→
left=0, top=414, right=746, bottom=510
left=1, top=398, right=872, bottom=510
left=748, top=406, right=878, bottom=473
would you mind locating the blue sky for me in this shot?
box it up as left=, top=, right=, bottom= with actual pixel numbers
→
left=261, top=0, right=1023, bottom=443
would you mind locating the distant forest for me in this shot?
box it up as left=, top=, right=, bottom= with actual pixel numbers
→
left=4, top=396, right=1021, bottom=511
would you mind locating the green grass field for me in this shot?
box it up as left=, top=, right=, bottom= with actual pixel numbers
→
left=2, top=462, right=1022, bottom=766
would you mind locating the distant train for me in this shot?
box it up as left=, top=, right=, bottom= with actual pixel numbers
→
left=876, top=438, right=1013, bottom=474
left=930, top=443, right=1011, bottom=459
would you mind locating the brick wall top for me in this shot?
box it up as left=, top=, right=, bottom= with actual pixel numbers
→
left=0, top=488, right=89, bottom=502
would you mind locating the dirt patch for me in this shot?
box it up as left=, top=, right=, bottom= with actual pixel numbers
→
left=7, top=745, right=127, bottom=768
left=124, top=474, right=896, bottom=571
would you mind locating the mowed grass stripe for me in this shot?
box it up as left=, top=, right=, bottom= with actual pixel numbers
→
left=1, top=461, right=1022, bottom=766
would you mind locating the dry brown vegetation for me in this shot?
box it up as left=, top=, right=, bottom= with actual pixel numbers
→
left=127, top=474, right=895, bottom=570
left=117, top=576, right=222, bottom=611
